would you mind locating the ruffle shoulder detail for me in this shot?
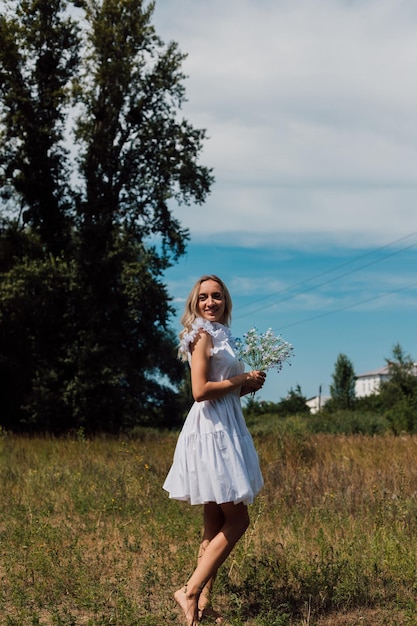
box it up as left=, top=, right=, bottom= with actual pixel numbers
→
left=179, top=317, right=232, bottom=357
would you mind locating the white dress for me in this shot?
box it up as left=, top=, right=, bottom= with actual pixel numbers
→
left=163, top=317, right=264, bottom=506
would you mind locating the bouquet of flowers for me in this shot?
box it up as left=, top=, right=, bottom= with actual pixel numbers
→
left=234, top=327, right=294, bottom=373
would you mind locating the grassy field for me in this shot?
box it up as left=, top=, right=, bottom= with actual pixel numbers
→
left=2, top=425, right=417, bottom=626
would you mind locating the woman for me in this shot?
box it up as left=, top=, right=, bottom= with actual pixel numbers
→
left=163, top=275, right=266, bottom=625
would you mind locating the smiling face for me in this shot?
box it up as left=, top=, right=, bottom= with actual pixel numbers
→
left=197, top=279, right=226, bottom=324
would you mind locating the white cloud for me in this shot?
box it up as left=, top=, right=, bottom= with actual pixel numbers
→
left=153, top=0, right=417, bottom=246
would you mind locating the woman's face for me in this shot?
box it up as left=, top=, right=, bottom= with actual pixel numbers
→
left=197, top=279, right=226, bottom=323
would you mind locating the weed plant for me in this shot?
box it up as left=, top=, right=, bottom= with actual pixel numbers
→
left=2, top=427, right=417, bottom=625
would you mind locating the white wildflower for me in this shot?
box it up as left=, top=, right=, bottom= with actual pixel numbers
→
left=235, top=327, right=294, bottom=373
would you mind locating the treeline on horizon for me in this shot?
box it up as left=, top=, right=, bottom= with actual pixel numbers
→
left=244, top=344, right=417, bottom=437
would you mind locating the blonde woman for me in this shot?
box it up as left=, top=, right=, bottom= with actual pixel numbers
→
left=163, top=275, right=266, bottom=625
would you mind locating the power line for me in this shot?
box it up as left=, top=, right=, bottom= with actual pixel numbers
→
left=235, top=231, right=417, bottom=321
left=236, top=240, right=417, bottom=319
left=278, top=279, right=417, bottom=331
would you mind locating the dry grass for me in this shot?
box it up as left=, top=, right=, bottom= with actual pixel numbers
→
left=1, top=430, right=417, bottom=625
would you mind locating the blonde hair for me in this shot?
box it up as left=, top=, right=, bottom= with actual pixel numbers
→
left=178, top=275, right=233, bottom=360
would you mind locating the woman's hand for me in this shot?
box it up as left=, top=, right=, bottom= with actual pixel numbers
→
left=241, top=370, right=266, bottom=395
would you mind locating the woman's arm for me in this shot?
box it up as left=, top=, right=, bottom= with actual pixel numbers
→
left=190, top=330, right=265, bottom=402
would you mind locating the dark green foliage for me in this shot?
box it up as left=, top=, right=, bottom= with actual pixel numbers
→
left=319, top=344, right=417, bottom=435
left=328, top=353, right=356, bottom=411
left=276, top=384, right=310, bottom=416
left=175, top=366, right=193, bottom=423
left=243, top=396, right=279, bottom=418
left=0, top=0, right=79, bottom=255
left=355, top=392, right=384, bottom=413
left=379, top=344, right=417, bottom=434
left=0, top=0, right=212, bottom=433
left=309, top=410, right=390, bottom=435
left=241, top=342, right=417, bottom=436
left=244, top=385, right=309, bottom=418
left=0, top=235, right=186, bottom=432
left=0, top=251, right=78, bottom=430
left=74, top=0, right=212, bottom=264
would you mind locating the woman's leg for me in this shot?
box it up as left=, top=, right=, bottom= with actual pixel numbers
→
left=198, top=503, right=225, bottom=619
left=175, top=502, right=249, bottom=625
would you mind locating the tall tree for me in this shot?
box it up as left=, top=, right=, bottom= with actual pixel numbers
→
left=75, top=0, right=211, bottom=264
left=329, top=353, right=356, bottom=410
left=0, top=0, right=213, bottom=433
left=379, top=343, right=417, bottom=433
left=0, top=0, right=79, bottom=254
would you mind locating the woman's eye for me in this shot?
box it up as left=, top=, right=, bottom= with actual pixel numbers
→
left=198, top=293, right=223, bottom=301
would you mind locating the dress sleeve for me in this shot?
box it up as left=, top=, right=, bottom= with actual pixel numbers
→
left=179, top=318, right=231, bottom=359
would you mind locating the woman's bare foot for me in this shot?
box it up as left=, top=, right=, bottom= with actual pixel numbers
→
left=198, top=606, right=225, bottom=623
left=174, top=587, right=199, bottom=626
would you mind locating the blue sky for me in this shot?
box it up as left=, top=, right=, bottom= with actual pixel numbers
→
left=152, top=0, right=417, bottom=401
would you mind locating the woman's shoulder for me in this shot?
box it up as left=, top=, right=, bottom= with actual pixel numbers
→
left=179, top=317, right=232, bottom=357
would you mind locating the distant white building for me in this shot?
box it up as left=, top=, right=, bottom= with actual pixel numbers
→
left=355, top=366, right=391, bottom=398
left=306, top=363, right=416, bottom=412
left=306, top=395, right=330, bottom=414
left=355, top=363, right=417, bottom=398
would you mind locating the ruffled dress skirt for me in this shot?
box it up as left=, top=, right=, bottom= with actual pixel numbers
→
left=163, top=389, right=263, bottom=506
